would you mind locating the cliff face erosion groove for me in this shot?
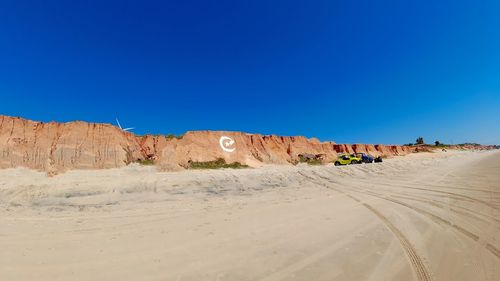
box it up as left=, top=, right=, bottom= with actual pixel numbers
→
left=0, top=115, right=495, bottom=174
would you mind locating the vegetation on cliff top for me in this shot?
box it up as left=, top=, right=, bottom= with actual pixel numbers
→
left=165, top=134, right=184, bottom=140
left=405, top=137, right=488, bottom=148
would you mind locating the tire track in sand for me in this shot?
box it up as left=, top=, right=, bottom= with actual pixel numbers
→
left=340, top=185, right=500, bottom=261
left=389, top=194, right=500, bottom=227
left=363, top=203, right=433, bottom=281
left=486, top=244, right=500, bottom=259
left=298, top=172, right=433, bottom=281
left=312, top=171, right=500, bottom=260
left=377, top=182, right=499, bottom=212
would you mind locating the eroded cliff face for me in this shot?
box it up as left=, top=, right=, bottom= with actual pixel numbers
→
left=0, top=116, right=142, bottom=174
left=145, top=131, right=342, bottom=170
left=0, top=115, right=493, bottom=173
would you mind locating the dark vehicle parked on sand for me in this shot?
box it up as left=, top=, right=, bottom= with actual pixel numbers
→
left=354, top=153, right=375, bottom=163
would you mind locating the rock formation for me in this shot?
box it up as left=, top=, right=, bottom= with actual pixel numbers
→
left=0, top=115, right=143, bottom=175
left=0, top=115, right=495, bottom=173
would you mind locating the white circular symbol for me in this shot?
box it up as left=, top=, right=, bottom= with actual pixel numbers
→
left=219, top=136, right=236, bottom=153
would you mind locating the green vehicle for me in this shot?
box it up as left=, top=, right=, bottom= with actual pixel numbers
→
left=334, top=154, right=363, bottom=166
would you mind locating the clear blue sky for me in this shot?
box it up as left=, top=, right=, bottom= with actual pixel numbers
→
left=1, top=0, right=499, bottom=144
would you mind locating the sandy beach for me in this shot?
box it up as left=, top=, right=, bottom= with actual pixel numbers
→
left=1, top=150, right=499, bottom=281
left=3, top=1, right=498, bottom=279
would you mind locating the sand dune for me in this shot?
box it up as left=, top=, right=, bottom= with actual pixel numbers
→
left=1, top=150, right=499, bottom=280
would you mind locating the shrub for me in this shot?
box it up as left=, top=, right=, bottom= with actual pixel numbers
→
left=298, top=155, right=323, bottom=165
left=137, top=159, right=154, bottom=165
left=188, top=158, right=249, bottom=169
left=458, top=143, right=481, bottom=146
left=165, top=134, right=183, bottom=140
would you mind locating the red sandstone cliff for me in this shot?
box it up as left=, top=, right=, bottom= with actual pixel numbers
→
left=0, top=115, right=495, bottom=173
left=0, top=115, right=143, bottom=174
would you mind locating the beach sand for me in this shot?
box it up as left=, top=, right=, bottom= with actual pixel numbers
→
left=0, top=150, right=499, bottom=281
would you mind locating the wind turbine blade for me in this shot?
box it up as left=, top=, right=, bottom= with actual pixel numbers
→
left=116, top=118, right=123, bottom=130
left=123, top=127, right=135, bottom=131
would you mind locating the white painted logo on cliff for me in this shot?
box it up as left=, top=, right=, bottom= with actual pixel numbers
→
left=219, top=136, right=236, bottom=153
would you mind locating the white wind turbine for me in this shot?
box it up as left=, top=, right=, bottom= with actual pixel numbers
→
left=115, top=118, right=135, bottom=132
